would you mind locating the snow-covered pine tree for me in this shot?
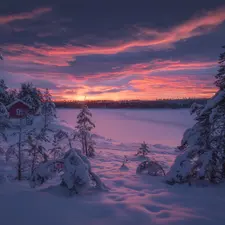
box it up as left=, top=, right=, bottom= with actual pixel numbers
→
left=0, top=52, right=3, bottom=60
left=0, top=102, right=11, bottom=141
left=18, top=82, right=43, bottom=112
left=215, top=45, right=225, bottom=89
left=7, top=89, right=18, bottom=104
left=0, top=102, right=10, bottom=159
left=0, top=79, right=9, bottom=105
left=177, top=102, right=209, bottom=151
left=41, top=88, right=56, bottom=128
left=136, top=142, right=150, bottom=157
left=76, top=104, right=95, bottom=157
left=167, top=46, right=225, bottom=185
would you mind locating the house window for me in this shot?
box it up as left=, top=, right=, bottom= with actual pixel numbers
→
left=16, top=109, right=23, bottom=116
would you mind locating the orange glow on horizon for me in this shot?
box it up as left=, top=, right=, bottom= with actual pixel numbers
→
left=50, top=75, right=217, bottom=101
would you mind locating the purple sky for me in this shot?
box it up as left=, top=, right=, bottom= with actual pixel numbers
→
left=0, top=0, right=225, bottom=100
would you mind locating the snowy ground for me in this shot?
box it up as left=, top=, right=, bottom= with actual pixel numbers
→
left=57, top=108, right=195, bottom=146
left=0, top=110, right=225, bottom=225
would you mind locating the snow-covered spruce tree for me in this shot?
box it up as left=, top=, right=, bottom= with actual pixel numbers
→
left=29, top=148, right=107, bottom=195
left=7, top=89, right=18, bottom=104
left=177, top=102, right=206, bottom=151
left=215, top=45, right=225, bottom=89
left=18, top=82, right=43, bottom=112
left=41, top=88, right=56, bottom=128
left=76, top=104, right=95, bottom=157
left=0, top=79, right=9, bottom=105
left=0, top=102, right=11, bottom=141
left=167, top=46, right=225, bottom=184
left=136, top=142, right=150, bottom=157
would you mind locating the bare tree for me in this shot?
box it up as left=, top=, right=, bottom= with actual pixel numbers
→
left=5, top=118, right=33, bottom=180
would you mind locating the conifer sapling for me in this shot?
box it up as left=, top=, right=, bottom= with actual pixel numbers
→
left=76, top=104, right=95, bottom=157
left=136, top=142, right=150, bottom=157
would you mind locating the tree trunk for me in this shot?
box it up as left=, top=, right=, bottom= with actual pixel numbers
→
left=69, top=139, right=72, bottom=149
left=44, top=104, right=47, bottom=128
left=31, top=150, right=36, bottom=175
left=84, top=134, right=88, bottom=156
left=18, top=119, right=22, bottom=181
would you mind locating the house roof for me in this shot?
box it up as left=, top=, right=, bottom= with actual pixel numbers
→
left=6, top=99, right=32, bottom=110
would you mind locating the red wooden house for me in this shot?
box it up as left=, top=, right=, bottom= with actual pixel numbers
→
left=6, top=99, right=33, bottom=119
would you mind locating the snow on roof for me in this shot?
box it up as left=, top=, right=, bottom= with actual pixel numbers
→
left=200, top=90, right=225, bottom=116
left=6, top=99, right=32, bottom=110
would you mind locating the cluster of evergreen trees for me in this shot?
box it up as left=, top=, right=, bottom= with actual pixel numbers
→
left=0, top=81, right=43, bottom=111
left=167, top=46, right=225, bottom=184
left=0, top=82, right=97, bottom=193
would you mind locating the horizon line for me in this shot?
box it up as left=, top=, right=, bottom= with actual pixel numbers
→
left=54, top=97, right=209, bottom=102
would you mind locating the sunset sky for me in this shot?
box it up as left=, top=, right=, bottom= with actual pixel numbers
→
left=0, top=0, right=225, bottom=101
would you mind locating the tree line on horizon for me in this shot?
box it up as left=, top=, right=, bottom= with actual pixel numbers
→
left=55, top=98, right=208, bottom=109
left=0, top=79, right=209, bottom=109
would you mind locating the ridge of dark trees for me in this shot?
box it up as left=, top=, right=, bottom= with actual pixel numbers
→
left=55, top=98, right=208, bottom=109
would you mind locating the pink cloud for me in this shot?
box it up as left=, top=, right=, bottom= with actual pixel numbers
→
left=0, top=7, right=52, bottom=24
left=79, top=60, right=217, bottom=80
left=3, top=58, right=217, bottom=100
left=2, top=6, right=225, bottom=64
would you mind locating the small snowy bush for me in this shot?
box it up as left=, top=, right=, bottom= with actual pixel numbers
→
left=48, top=129, right=77, bottom=159
left=120, top=155, right=129, bottom=170
left=136, top=158, right=165, bottom=176
left=29, top=148, right=107, bottom=195
left=26, top=134, right=49, bottom=175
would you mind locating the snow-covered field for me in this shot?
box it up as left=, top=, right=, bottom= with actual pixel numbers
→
left=57, top=108, right=195, bottom=146
left=1, top=109, right=225, bottom=225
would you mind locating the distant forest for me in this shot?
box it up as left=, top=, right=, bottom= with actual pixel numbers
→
left=55, top=98, right=208, bottom=109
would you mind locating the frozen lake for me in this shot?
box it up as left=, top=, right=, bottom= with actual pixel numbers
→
left=57, top=108, right=195, bottom=147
